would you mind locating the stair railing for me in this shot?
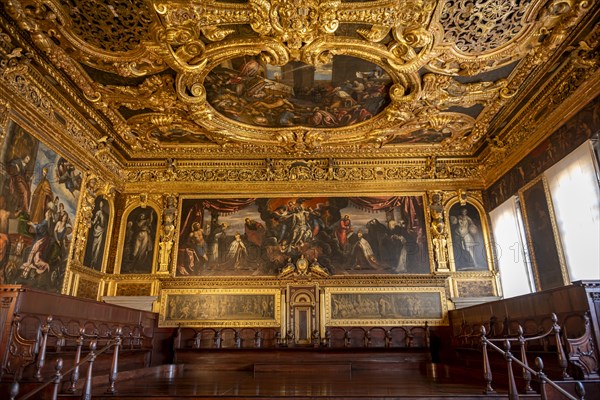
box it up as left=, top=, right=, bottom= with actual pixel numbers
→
left=9, top=337, right=120, bottom=400
left=481, top=326, right=585, bottom=399
left=9, top=321, right=129, bottom=400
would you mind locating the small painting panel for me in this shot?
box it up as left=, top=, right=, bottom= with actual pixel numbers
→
left=159, top=289, right=280, bottom=328
left=0, top=121, right=82, bottom=292
left=519, top=177, right=567, bottom=290
left=205, top=55, right=392, bottom=128
left=175, top=196, right=430, bottom=277
left=325, top=287, right=446, bottom=326
left=83, top=195, right=110, bottom=271
left=119, top=206, right=158, bottom=274
left=455, top=280, right=495, bottom=297
left=448, top=202, right=489, bottom=271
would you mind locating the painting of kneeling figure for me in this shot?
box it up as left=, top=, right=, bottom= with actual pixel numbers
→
left=175, top=196, right=431, bottom=277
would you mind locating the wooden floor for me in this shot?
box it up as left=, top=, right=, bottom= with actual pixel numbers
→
left=88, top=364, right=534, bottom=400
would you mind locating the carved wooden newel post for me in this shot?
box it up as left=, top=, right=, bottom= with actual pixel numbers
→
left=51, top=358, right=63, bottom=400
left=82, top=340, right=97, bottom=400
left=66, top=328, right=85, bottom=393
left=35, top=315, right=52, bottom=380
left=481, top=326, right=495, bottom=394
left=552, top=313, right=571, bottom=379
left=106, top=327, right=122, bottom=394
left=517, top=325, right=535, bottom=394
left=504, top=339, right=519, bottom=400
left=536, top=357, right=548, bottom=400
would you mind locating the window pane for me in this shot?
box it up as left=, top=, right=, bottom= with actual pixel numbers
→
left=545, top=141, right=600, bottom=281
left=489, top=197, right=533, bottom=297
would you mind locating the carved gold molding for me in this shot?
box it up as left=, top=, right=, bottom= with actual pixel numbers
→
left=0, top=1, right=597, bottom=200
left=1, top=0, right=593, bottom=158
left=0, top=21, right=125, bottom=181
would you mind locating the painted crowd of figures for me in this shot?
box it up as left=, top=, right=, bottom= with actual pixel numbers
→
left=176, top=197, right=431, bottom=276
left=331, top=292, right=442, bottom=320
left=0, top=123, right=81, bottom=291
left=206, top=56, right=392, bottom=128
left=166, top=294, right=275, bottom=321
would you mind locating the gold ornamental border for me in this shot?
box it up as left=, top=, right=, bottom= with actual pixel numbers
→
left=158, top=288, right=281, bottom=328
left=443, top=195, right=495, bottom=273
left=172, top=192, right=437, bottom=277
left=324, top=286, right=448, bottom=327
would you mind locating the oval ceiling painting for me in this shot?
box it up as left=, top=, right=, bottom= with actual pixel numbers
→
left=205, top=55, right=393, bottom=128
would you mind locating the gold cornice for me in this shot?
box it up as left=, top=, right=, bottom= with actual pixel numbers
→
left=158, top=274, right=453, bottom=290
left=120, top=157, right=485, bottom=193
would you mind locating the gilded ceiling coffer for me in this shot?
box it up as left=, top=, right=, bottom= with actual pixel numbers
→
left=1, top=0, right=594, bottom=163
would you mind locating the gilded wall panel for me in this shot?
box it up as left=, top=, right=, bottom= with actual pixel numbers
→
left=325, top=287, right=447, bottom=326
left=445, top=196, right=494, bottom=273
left=82, top=195, right=112, bottom=272
left=518, top=176, right=568, bottom=291
left=75, top=276, right=100, bottom=300
left=115, top=282, right=153, bottom=297
left=115, top=196, right=161, bottom=275
left=454, top=279, right=496, bottom=298
left=159, top=288, right=281, bottom=328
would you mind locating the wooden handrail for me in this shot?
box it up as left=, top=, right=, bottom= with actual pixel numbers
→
left=481, top=326, right=584, bottom=400
left=11, top=338, right=118, bottom=400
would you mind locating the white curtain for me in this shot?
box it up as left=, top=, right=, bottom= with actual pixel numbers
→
left=545, top=141, right=600, bottom=281
left=489, top=197, right=534, bottom=297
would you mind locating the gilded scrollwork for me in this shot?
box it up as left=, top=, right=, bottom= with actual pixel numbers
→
left=439, top=0, right=534, bottom=55
left=0, top=0, right=596, bottom=201
left=3, top=0, right=591, bottom=157
left=119, top=156, right=490, bottom=185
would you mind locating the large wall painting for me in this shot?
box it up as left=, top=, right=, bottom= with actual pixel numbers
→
left=448, top=202, right=489, bottom=271
left=205, top=55, right=392, bottom=128
left=83, top=195, right=110, bottom=271
left=325, top=287, right=446, bottom=326
left=0, top=121, right=82, bottom=292
left=119, top=206, right=158, bottom=274
left=175, top=196, right=430, bottom=277
left=519, top=177, right=568, bottom=291
left=159, top=289, right=280, bottom=328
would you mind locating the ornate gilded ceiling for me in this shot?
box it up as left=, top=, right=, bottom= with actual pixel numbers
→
left=1, top=0, right=598, bottom=165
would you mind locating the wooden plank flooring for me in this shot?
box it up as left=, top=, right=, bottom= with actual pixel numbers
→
left=87, top=364, right=539, bottom=399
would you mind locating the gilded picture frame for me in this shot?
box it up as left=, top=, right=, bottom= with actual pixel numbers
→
left=173, top=194, right=433, bottom=278
left=115, top=201, right=161, bottom=275
left=0, top=119, right=83, bottom=293
left=446, top=199, right=493, bottom=273
left=82, top=195, right=114, bottom=273
left=159, top=288, right=281, bottom=328
left=324, top=287, right=447, bottom=326
left=518, top=175, right=569, bottom=291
